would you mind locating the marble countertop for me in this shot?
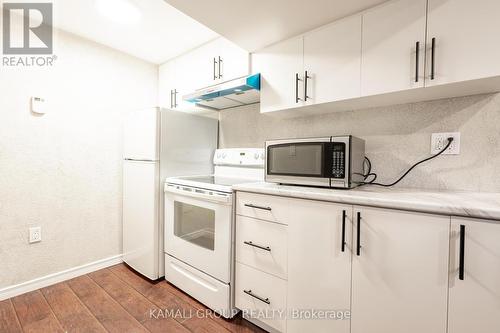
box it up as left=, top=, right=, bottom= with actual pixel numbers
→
left=232, top=182, right=500, bottom=221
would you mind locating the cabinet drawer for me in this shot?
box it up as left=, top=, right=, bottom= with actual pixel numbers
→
left=235, top=263, right=287, bottom=332
left=236, top=216, right=288, bottom=279
left=236, top=192, right=289, bottom=225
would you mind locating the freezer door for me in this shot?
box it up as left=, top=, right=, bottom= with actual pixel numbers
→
left=123, top=160, right=159, bottom=280
left=124, top=108, right=159, bottom=161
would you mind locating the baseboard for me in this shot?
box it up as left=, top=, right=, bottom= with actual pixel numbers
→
left=0, top=254, right=123, bottom=301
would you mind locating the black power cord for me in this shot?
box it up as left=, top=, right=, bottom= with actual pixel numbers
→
left=358, top=137, right=454, bottom=187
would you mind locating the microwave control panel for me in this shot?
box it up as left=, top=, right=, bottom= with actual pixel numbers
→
left=331, top=142, right=346, bottom=179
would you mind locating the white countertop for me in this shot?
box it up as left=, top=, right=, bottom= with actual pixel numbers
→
left=232, top=182, right=500, bottom=221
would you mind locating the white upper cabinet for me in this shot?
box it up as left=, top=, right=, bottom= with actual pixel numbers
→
left=351, top=206, right=450, bottom=333
left=361, top=0, right=427, bottom=96
left=194, top=37, right=250, bottom=86
left=448, top=218, right=500, bottom=333
left=211, top=38, right=249, bottom=83
left=158, top=37, right=249, bottom=111
left=254, top=16, right=362, bottom=113
left=252, top=0, right=500, bottom=115
left=173, top=51, right=203, bottom=111
left=252, top=36, right=304, bottom=113
left=186, top=42, right=218, bottom=89
left=303, top=15, right=362, bottom=105
left=158, top=60, right=176, bottom=109
left=159, top=53, right=203, bottom=111
left=426, top=0, right=500, bottom=86
left=287, top=199, right=352, bottom=333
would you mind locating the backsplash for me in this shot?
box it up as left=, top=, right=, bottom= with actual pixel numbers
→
left=219, top=93, right=500, bottom=192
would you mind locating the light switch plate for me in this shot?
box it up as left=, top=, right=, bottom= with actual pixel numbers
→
left=431, top=132, right=460, bottom=155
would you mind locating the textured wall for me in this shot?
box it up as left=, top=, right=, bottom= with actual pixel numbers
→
left=0, top=28, right=157, bottom=288
left=219, top=93, right=500, bottom=192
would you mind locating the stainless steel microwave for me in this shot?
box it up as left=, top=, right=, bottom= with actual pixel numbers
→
left=265, top=136, right=365, bottom=189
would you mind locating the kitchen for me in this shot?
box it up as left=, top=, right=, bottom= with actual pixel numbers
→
left=1, top=0, right=499, bottom=332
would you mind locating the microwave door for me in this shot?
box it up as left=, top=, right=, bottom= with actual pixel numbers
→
left=266, top=141, right=331, bottom=187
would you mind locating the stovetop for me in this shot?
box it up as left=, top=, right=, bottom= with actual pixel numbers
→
left=166, top=175, right=261, bottom=193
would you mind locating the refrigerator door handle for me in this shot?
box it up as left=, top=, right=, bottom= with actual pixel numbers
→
left=124, top=158, right=158, bottom=162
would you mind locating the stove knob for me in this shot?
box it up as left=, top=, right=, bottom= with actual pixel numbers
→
left=260, top=153, right=265, bottom=160
left=254, top=153, right=259, bottom=159
left=216, top=153, right=221, bottom=158
left=222, top=153, right=227, bottom=158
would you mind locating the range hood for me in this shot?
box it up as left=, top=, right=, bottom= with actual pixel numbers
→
left=183, top=73, right=260, bottom=111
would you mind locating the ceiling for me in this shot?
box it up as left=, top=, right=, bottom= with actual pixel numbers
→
left=164, top=0, right=388, bottom=51
left=3, top=0, right=219, bottom=64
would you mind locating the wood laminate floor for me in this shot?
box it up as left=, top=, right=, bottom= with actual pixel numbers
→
left=0, top=264, right=266, bottom=333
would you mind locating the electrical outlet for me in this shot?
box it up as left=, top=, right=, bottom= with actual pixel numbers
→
left=29, top=227, right=42, bottom=243
left=431, top=132, right=461, bottom=155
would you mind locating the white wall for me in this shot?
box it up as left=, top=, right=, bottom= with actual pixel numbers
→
left=0, top=28, right=157, bottom=288
left=219, top=93, right=500, bottom=192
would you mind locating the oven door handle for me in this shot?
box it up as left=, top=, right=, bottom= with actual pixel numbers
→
left=164, top=184, right=232, bottom=204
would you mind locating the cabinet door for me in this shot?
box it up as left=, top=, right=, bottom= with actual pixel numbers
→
left=173, top=51, right=202, bottom=111
left=426, top=0, right=500, bottom=86
left=351, top=206, right=449, bottom=333
left=361, top=0, right=427, bottom=96
left=213, top=38, right=249, bottom=82
left=158, top=60, right=177, bottom=109
left=287, top=199, right=352, bottom=333
left=303, top=14, right=361, bottom=105
left=159, top=55, right=198, bottom=111
left=187, top=42, right=218, bottom=89
left=252, top=37, right=304, bottom=113
left=448, top=218, right=500, bottom=333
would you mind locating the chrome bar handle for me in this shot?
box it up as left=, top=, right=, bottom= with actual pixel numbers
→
left=173, top=89, right=178, bottom=108
left=304, top=70, right=311, bottom=101
left=295, top=73, right=302, bottom=103
left=243, top=290, right=270, bottom=305
left=213, top=57, right=218, bottom=80
left=243, top=241, right=271, bottom=252
left=218, top=56, right=223, bottom=79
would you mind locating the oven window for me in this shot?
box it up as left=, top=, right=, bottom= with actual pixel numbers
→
left=174, top=201, right=215, bottom=251
left=268, top=144, right=323, bottom=176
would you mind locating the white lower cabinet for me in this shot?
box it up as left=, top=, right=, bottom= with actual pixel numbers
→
left=351, top=206, right=450, bottom=333
left=286, top=199, right=352, bottom=333
left=236, top=215, right=288, bottom=279
left=235, top=262, right=287, bottom=333
left=235, top=191, right=500, bottom=333
left=236, top=191, right=290, bottom=225
left=448, top=218, right=500, bottom=333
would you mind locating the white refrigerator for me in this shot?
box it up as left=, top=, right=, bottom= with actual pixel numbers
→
left=123, top=107, right=218, bottom=280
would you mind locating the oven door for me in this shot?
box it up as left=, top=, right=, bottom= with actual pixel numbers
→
left=266, top=137, right=332, bottom=187
left=164, top=184, right=233, bottom=283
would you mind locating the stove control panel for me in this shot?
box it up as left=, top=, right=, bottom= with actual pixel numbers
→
left=214, top=148, right=265, bottom=166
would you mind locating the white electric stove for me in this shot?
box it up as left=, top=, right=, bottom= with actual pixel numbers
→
left=163, top=148, right=265, bottom=318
